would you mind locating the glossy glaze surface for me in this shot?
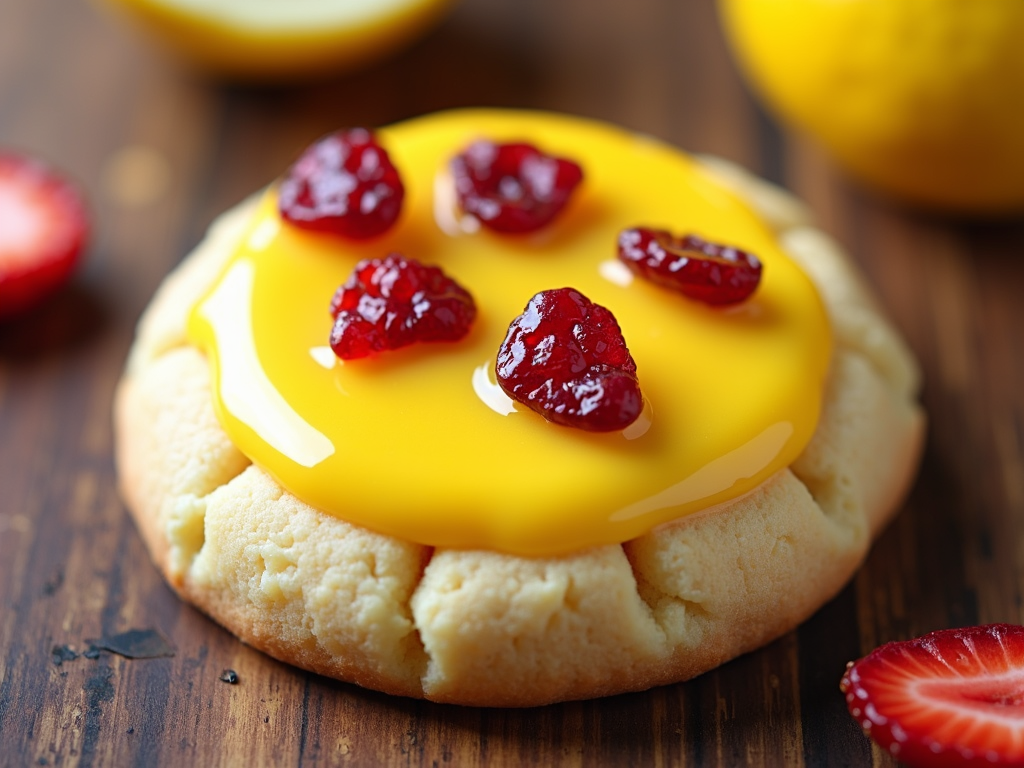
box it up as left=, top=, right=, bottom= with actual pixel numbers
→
left=188, top=110, right=831, bottom=555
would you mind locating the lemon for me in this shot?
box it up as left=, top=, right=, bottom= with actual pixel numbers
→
left=718, top=0, right=1024, bottom=214
left=99, top=0, right=458, bottom=80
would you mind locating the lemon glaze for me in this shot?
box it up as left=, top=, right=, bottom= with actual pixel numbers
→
left=186, top=110, right=831, bottom=557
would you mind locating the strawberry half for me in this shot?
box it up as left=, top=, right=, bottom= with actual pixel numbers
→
left=841, top=624, right=1024, bottom=768
left=0, top=153, right=88, bottom=320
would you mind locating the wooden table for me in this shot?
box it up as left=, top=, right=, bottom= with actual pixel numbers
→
left=2, top=0, right=1023, bottom=765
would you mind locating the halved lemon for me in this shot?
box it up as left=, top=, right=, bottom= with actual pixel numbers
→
left=99, top=0, right=459, bottom=80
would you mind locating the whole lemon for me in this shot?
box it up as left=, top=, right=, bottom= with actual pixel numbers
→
left=98, top=0, right=458, bottom=81
left=718, top=0, right=1024, bottom=214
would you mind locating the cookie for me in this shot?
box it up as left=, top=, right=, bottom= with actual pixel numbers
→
left=114, top=110, right=924, bottom=706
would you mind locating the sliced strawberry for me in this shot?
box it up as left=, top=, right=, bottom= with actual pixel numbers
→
left=0, top=153, right=88, bottom=320
left=841, top=624, right=1024, bottom=768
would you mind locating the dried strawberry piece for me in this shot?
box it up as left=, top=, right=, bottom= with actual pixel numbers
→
left=617, top=227, right=762, bottom=305
left=329, top=254, right=476, bottom=359
left=451, top=140, right=583, bottom=233
left=279, top=129, right=404, bottom=240
left=496, top=288, right=642, bottom=432
left=0, top=153, right=88, bottom=320
left=841, top=624, right=1024, bottom=768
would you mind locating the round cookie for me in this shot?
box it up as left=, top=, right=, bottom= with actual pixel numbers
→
left=114, top=113, right=924, bottom=707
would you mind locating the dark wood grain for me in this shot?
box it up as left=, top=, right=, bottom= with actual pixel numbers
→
left=2, top=0, right=1023, bottom=765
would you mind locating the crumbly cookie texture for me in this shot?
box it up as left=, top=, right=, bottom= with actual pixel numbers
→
left=114, top=159, right=924, bottom=706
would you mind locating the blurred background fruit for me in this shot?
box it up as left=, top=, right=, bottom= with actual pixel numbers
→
left=718, top=0, right=1024, bottom=215
left=0, top=153, right=88, bottom=320
left=97, top=0, right=459, bottom=81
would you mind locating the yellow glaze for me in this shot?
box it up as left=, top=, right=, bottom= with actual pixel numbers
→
left=187, top=110, right=831, bottom=557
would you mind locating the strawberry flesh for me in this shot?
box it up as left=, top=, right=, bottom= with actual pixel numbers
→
left=0, top=153, right=88, bottom=319
left=841, top=624, right=1024, bottom=768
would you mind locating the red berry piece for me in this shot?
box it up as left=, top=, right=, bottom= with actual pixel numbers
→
left=496, top=288, right=642, bottom=432
left=451, top=140, right=583, bottom=233
left=329, top=254, right=476, bottom=359
left=617, top=227, right=762, bottom=305
left=841, top=624, right=1024, bottom=768
left=279, top=129, right=404, bottom=240
left=0, top=153, right=88, bottom=320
